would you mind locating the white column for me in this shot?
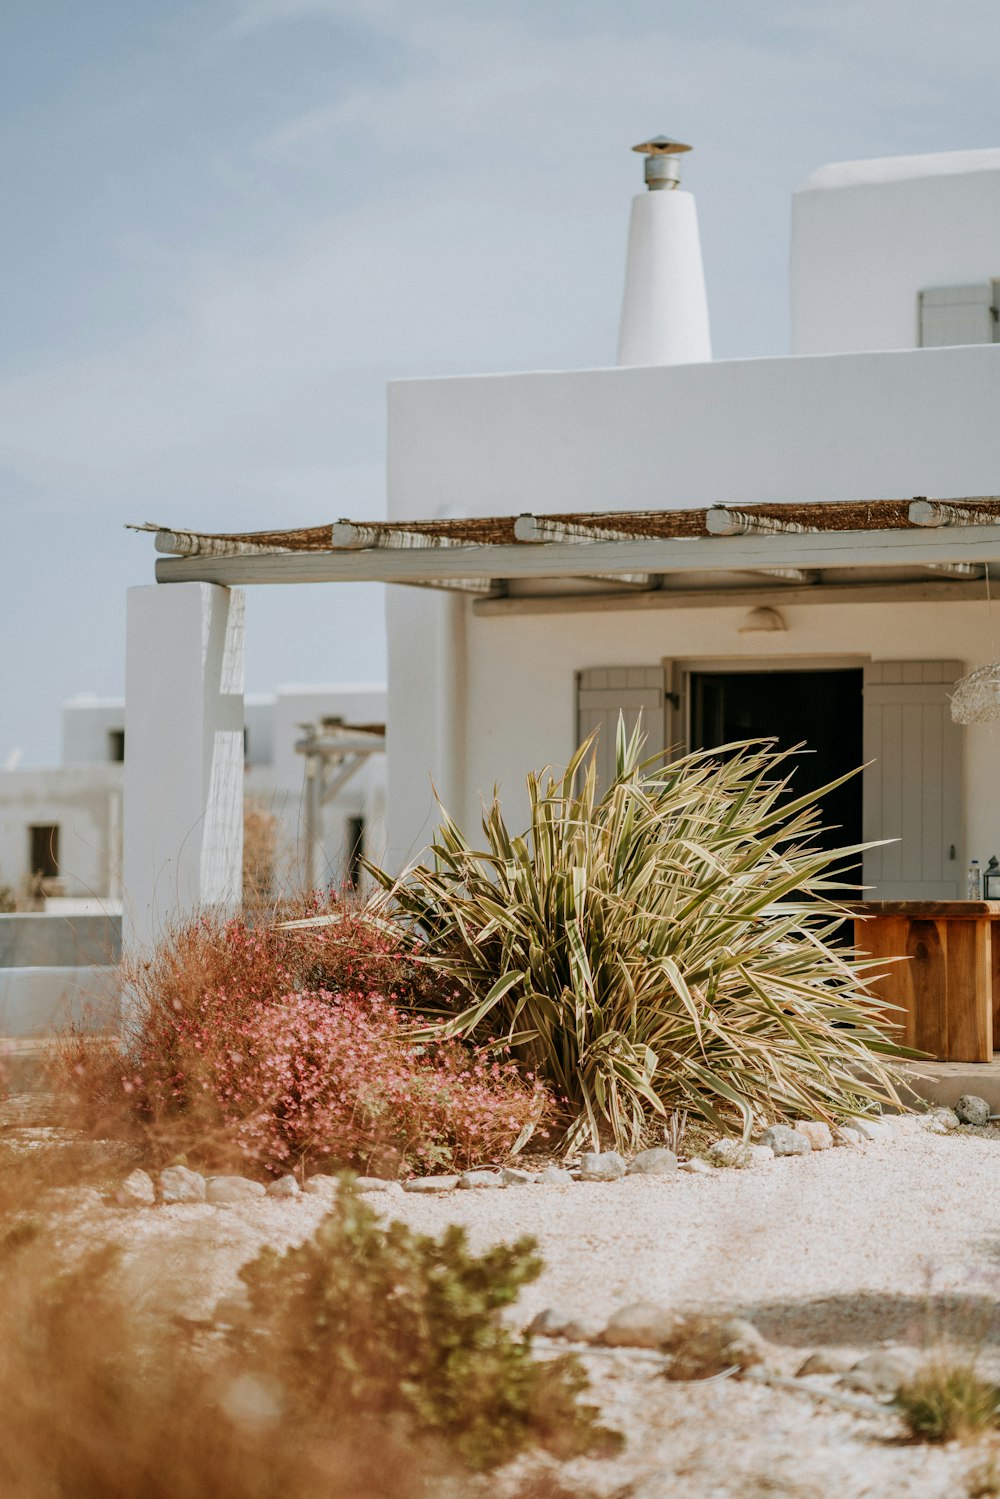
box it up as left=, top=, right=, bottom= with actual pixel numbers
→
left=385, top=585, right=468, bottom=873
left=617, top=190, right=712, bottom=367
left=435, top=590, right=468, bottom=825
left=123, top=583, right=245, bottom=958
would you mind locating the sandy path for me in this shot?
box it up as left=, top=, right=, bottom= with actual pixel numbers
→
left=88, top=1119, right=1000, bottom=1343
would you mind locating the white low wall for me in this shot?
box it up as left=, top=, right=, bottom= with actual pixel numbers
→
left=0, top=966, right=119, bottom=1038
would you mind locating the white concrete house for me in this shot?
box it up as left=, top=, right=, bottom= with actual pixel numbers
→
left=0, top=686, right=384, bottom=915
left=383, top=143, right=1000, bottom=890
left=0, top=696, right=127, bottom=908
left=127, top=140, right=1000, bottom=958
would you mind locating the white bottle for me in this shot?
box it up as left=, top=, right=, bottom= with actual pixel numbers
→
left=968, top=859, right=982, bottom=900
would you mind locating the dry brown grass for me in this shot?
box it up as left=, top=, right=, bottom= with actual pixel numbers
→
left=243, top=795, right=282, bottom=909
left=0, top=1133, right=602, bottom=1497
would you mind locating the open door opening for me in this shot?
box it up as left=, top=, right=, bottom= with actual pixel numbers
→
left=689, top=668, right=864, bottom=858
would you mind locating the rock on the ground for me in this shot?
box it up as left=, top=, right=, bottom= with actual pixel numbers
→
left=579, top=1150, right=627, bottom=1181
left=403, top=1175, right=460, bottom=1193
left=457, top=1169, right=504, bottom=1189
left=266, top=1175, right=300, bottom=1199
left=303, top=1175, right=340, bottom=1197
left=834, top=1126, right=864, bottom=1147
left=797, top=1349, right=857, bottom=1377
left=501, top=1167, right=537, bottom=1186
left=794, top=1121, right=834, bottom=1151
left=628, top=1147, right=678, bottom=1176
left=205, top=1175, right=266, bottom=1205
left=955, top=1094, right=991, bottom=1127
left=922, top=1107, right=960, bottom=1134
left=718, top=1318, right=773, bottom=1368
left=115, top=1168, right=156, bottom=1207
left=527, top=1307, right=571, bottom=1337
left=354, top=1176, right=402, bottom=1193
left=841, top=1350, right=916, bottom=1397
left=678, top=1158, right=715, bottom=1175
left=852, top=1118, right=893, bottom=1144
left=708, top=1139, right=752, bottom=1169
left=602, top=1302, right=679, bottom=1349
left=561, top=1316, right=604, bottom=1343
left=536, top=1164, right=574, bottom=1185
left=158, top=1165, right=207, bottom=1204
left=761, top=1125, right=811, bottom=1157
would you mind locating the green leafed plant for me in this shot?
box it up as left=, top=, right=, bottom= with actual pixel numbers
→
left=895, top=1359, right=1000, bottom=1444
left=365, top=722, right=908, bottom=1151
left=238, top=1187, right=613, bottom=1471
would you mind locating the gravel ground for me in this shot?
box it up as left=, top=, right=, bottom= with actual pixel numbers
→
left=18, top=1118, right=1000, bottom=1497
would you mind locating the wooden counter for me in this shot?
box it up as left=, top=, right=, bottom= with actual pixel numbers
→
left=852, top=901, right=1000, bottom=1062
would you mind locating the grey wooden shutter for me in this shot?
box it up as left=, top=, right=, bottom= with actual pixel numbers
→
left=918, top=283, right=999, bottom=347
left=576, top=667, right=665, bottom=790
left=862, top=661, right=963, bottom=898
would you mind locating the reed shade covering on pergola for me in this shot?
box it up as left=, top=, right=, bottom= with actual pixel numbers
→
left=132, top=496, right=1000, bottom=556
left=131, top=496, right=1000, bottom=608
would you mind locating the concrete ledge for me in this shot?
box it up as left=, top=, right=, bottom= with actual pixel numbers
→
left=901, top=1059, right=1000, bottom=1114
left=0, top=967, right=120, bottom=1037
left=0, top=914, right=121, bottom=968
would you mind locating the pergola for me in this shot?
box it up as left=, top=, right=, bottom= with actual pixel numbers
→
left=123, top=495, right=1000, bottom=959
left=138, top=496, right=1000, bottom=605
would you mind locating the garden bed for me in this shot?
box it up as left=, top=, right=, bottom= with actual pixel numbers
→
left=7, top=1090, right=1000, bottom=1498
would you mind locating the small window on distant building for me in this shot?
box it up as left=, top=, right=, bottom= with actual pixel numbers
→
left=29, top=825, right=60, bottom=879
left=108, top=729, right=125, bottom=762
left=346, top=817, right=365, bottom=889
left=919, top=283, right=999, bottom=348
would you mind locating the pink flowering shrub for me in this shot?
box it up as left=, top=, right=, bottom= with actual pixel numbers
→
left=208, top=990, right=547, bottom=1174
left=55, top=904, right=551, bottom=1175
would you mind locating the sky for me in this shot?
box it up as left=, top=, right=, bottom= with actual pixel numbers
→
left=2, top=0, right=1000, bottom=764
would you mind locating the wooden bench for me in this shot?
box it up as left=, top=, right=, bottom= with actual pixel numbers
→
left=852, top=901, right=1000, bottom=1062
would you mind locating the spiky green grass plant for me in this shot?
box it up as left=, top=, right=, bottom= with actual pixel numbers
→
left=896, top=1360, right=1000, bottom=1444
left=368, top=725, right=907, bottom=1150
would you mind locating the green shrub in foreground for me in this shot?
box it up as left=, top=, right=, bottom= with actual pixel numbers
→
left=365, top=723, right=907, bottom=1150
left=238, top=1187, right=615, bottom=1470
left=896, top=1361, right=1000, bottom=1443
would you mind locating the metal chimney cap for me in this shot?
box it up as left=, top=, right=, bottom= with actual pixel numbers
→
left=632, top=136, right=692, bottom=156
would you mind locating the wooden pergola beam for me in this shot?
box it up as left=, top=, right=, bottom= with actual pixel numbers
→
left=153, top=523, right=1000, bottom=587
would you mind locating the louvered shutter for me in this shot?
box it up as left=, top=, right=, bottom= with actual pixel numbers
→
left=862, top=662, right=963, bottom=898
left=576, top=667, right=665, bottom=791
left=918, top=284, right=999, bottom=347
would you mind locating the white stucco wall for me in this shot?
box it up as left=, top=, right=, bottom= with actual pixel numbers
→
left=388, top=344, right=1000, bottom=522
left=61, top=697, right=126, bottom=766
left=0, top=764, right=123, bottom=898
left=476, top=599, right=998, bottom=849
left=244, top=695, right=275, bottom=767
left=388, top=588, right=1000, bottom=876
left=791, top=148, right=1000, bottom=356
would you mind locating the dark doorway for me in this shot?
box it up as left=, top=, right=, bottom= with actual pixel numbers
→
left=689, top=669, right=864, bottom=856
left=29, top=824, right=60, bottom=879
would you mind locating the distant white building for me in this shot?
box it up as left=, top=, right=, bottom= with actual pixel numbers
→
left=0, top=685, right=385, bottom=910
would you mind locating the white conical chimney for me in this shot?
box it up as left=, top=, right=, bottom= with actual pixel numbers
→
left=616, top=136, right=712, bottom=367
